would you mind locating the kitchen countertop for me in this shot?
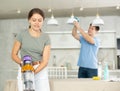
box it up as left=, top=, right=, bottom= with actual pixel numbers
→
left=4, top=78, right=120, bottom=91
left=50, top=78, right=120, bottom=91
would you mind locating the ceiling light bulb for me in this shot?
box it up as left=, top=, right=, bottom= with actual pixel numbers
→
left=17, top=10, right=21, bottom=14
left=80, top=7, right=83, bottom=11
left=116, top=6, right=120, bottom=9
left=48, top=8, right=52, bottom=12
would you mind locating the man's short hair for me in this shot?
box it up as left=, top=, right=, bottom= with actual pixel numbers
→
left=90, top=23, right=100, bottom=31
left=95, top=26, right=100, bottom=31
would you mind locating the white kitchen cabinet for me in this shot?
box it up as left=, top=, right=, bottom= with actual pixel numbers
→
left=46, top=31, right=116, bottom=49
left=97, top=31, right=116, bottom=48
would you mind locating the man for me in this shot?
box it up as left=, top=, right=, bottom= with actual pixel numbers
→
left=72, top=21, right=100, bottom=78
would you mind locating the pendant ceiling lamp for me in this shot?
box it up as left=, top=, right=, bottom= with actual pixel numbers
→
left=67, top=14, right=76, bottom=24
left=47, top=0, right=58, bottom=26
left=67, top=4, right=76, bottom=24
left=92, top=0, right=104, bottom=26
left=47, top=14, right=58, bottom=25
left=67, top=14, right=80, bottom=24
left=92, top=13, right=104, bottom=26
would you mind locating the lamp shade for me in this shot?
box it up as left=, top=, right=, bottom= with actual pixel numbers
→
left=92, top=15, right=104, bottom=26
left=67, top=15, right=80, bottom=24
left=67, top=15, right=76, bottom=24
left=47, top=15, right=58, bottom=25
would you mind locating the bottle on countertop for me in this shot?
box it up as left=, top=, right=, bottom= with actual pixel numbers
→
left=103, top=62, right=109, bottom=80
left=52, top=55, right=57, bottom=66
left=98, top=62, right=102, bottom=79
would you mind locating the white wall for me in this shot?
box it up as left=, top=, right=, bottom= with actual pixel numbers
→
left=0, top=16, right=119, bottom=91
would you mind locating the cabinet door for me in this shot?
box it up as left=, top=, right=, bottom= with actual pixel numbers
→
left=117, top=55, right=120, bottom=69
left=49, top=33, right=80, bottom=48
left=97, top=32, right=116, bottom=48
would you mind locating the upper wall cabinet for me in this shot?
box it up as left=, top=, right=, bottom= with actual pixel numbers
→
left=97, top=31, right=116, bottom=48
left=48, top=32, right=80, bottom=49
left=47, top=31, right=116, bottom=49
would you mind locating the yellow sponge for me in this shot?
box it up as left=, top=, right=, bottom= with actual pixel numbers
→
left=92, top=76, right=100, bottom=80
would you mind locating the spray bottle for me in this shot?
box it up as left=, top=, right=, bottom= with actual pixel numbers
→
left=103, top=62, right=109, bottom=81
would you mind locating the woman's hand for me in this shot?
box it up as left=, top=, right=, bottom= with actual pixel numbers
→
left=34, top=67, right=39, bottom=74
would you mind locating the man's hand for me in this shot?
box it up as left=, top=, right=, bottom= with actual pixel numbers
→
left=73, top=21, right=81, bottom=30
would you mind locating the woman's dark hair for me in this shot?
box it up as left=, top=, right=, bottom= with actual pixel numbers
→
left=28, top=8, right=45, bottom=20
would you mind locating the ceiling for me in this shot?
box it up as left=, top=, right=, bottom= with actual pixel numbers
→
left=0, top=0, right=120, bottom=19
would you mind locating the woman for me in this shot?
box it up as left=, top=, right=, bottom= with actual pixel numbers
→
left=11, top=8, right=51, bottom=91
